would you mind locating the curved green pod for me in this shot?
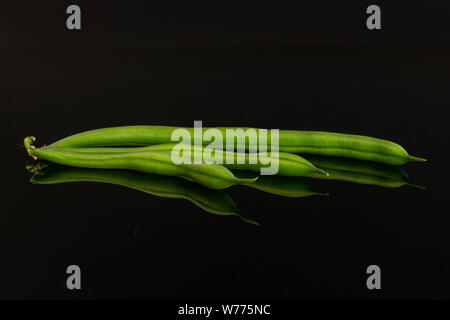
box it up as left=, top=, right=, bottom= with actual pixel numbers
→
left=25, top=137, right=257, bottom=190
left=55, top=143, right=328, bottom=177
left=46, top=126, right=426, bottom=165
left=302, top=155, right=425, bottom=189
left=28, top=162, right=258, bottom=225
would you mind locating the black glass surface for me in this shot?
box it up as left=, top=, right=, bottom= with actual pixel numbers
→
left=1, top=1, right=449, bottom=299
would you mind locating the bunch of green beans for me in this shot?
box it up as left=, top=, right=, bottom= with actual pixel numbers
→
left=24, top=125, right=426, bottom=225
left=47, top=126, right=426, bottom=165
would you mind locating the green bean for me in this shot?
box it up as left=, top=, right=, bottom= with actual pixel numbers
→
left=25, top=137, right=257, bottom=190
left=28, top=162, right=258, bottom=225
left=46, top=126, right=426, bottom=165
left=45, top=143, right=329, bottom=177
left=303, top=155, right=425, bottom=189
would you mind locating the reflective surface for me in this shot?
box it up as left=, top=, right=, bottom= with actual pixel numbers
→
left=28, top=162, right=258, bottom=225
left=303, top=155, right=424, bottom=189
left=1, top=1, right=448, bottom=299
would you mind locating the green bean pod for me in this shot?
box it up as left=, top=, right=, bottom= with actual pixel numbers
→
left=45, top=143, right=329, bottom=177
left=28, top=162, right=258, bottom=225
left=303, top=155, right=425, bottom=189
left=46, top=126, right=426, bottom=165
left=25, top=137, right=257, bottom=190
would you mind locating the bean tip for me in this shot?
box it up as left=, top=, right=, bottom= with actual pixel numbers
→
left=406, top=183, right=427, bottom=190
left=239, top=176, right=259, bottom=185
left=235, top=210, right=259, bottom=226
left=248, top=219, right=260, bottom=226
left=408, top=155, right=427, bottom=163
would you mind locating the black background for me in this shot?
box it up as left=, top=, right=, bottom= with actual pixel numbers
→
left=1, top=1, right=449, bottom=299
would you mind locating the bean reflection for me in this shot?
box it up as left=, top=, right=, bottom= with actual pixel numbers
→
left=28, top=162, right=258, bottom=225
left=303, top=155, right=424, bottom=189
left=233, top=171, right=328, bottom=198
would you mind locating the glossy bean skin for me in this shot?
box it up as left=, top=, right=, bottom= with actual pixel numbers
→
left=48, top=143, right=329, bottom=177
left=302, top=155, right=424, bottom=189
left=25, top=138, right=257, bottom=190
left=28, top=162, right=258, bottom=225
left=47, top=126, right=426, bottom=165
left=48, top=126, right=178, bottom=148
